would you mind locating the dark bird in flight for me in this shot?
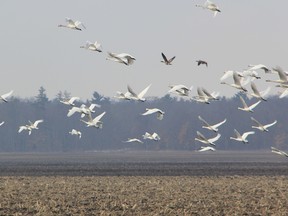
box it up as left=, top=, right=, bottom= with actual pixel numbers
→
left=161, top=53, right=176, bottom=65
left=196, top=60, right=208, bottom=67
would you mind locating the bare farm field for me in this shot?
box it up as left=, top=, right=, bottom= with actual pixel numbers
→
left=0, top=151, right=288, bottom=215
left=1, top=176, right=288, bottom=215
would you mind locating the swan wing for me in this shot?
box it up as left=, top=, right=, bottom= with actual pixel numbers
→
left=239, top=96, right=248, bottom=108
left=152, top=133, right=160, bottom=140
left=264, top=120, right=277, bottom=129
left=69, top=97, right=80, bottom=104
left=271, top=147, right=288, bottom=157
left=1, top=90, right=13, bottom=102
left=242, top=131, right=255, bottom=140
left=196, top=131, right=207, bottom=141
left=92, top=111, right=106, bottom=123
left=251, top=82, right=260, bottom=95
left=89, top=103, right=101, bottom=111
left=198, top=116, right=210, bottom=127
left=94, top=41, right=102, bottom=51
left=18, top=126, right=27, bottom=133
left=168, top=85, right=186, bottom=93
left=142, top=108, right=157, bottom=116
left=208, top=133, right=221, bottom=143
left=201, top=87, right=213, bottom=97
left=273, top=66, right=287, bottom=82
left=233, top=72, right=242, bottom=86
left=65, top=18, right=74, bottom=24
left=199, top=146, right=215, bottom=152
left=33, top=120, right=44, bottom=127
left=138, top=84, right=151, bottom=99
left=260, top=86, right=271, bottom=97
left=248, top=100, right=261, bottom=110
left=127, top=85, right=138, bottom=98
left=212, top=119, right=227, bottom=128
left=67, top=107, right=81, bottom=117
left=250, top=117, right=262, bottom=127
left=161, top=53, right=168, bottom=63
left=279, top=88, right=288, bottom=98
left=220, top=70, right=234, bottom=81
left=233, top=129, right=242, bottom=139
left=75, top=21, right=85, bottom=29
left=168, top=56, right=176, bottom=63
left=248, top=64, right=265, bottom=71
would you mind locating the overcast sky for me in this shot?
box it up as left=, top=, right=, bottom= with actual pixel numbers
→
left=1, top=1, right=287, bottom=100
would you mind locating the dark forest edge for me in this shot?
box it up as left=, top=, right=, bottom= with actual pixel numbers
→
left=0, top=86, right=287, bottom=152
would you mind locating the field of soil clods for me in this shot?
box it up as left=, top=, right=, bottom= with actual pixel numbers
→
left=1, top=176, right=288, bottom=215
left=1, top=151, right=288, bottom=215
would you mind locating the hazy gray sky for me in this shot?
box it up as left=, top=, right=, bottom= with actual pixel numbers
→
left=1, top=1, right=288, bottom=100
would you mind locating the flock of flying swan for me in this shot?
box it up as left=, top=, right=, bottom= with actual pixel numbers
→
left=1, top=1, right=288, bottom=158
left=18, top=120, right=44, bottom=136
left=37, top=1, right=288, bottom=156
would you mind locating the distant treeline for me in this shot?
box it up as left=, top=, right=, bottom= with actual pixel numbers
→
left=0, top=87, right=287, bottom=152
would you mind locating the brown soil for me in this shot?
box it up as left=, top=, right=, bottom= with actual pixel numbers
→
left=1, top=176, right=287, bottom=216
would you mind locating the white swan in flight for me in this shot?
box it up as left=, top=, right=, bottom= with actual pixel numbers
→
left=275, top=84, right=288, bottom=98
left=221, top=71, right=247, bottom=92
left=1, top=90, right=13, bottom=103
left=242, top=70, right=261, bottom=79
left=266, top=66, right=288, bottom=85
left=28, top=119, right=44, bottom=130
left=249, top=82, right=270, bottom=101
left=251, top=117, right=277, bottom=132
left=123, top=138, right=143, bottom=144
left=191, top=87, right=211, bottom=104
left=220, top=70, right=240, bottom=82
left=271, top=147, right=288, bottom=157
left=168, top=84, right=193, bottom=97
left=58, top=18, right=86, bottom=31
left=60, top=96, right=80, bottom=106
left=201, top=87, right=219, bottom=101
left=198, top=116, right=226, bottom=133
left=198, top=146, right=216, bottom=152
left=142, top=132, right=160, bottom=141
left=18, top=119, right=44, bottom=135
left=80, top=111, right=106, bottom=128
left=106, top=52, right=136, bottom=65
left=196, top=0, right=221, bottom=17
left=0, top=121, right=4, bottom=127
left=161, top=53, right=176, bottom=65
left=67, top=103, right=101, bottom=118
left=238, top=96, right=261, bottom=113
left=18, top=125, right=31, bottom=135
left=80, top=41, right=102, bottom=52
left=248, top=64, right=271, bottom=73
left=127, top=84, right=151, bottom=102
left=220, top=70, right=255, bottom=84
left=142, top=108, right=165, bottom=120
left=230, top=129, right=254, bottom=144
left=195, top=131, right=221, bottom=146
left=114, top=91, right=132, bottom=100
left=69, top=129, right=82, bottom=139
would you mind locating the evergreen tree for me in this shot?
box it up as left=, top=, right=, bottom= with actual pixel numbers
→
left=35, top=86, right=49, bottom=110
